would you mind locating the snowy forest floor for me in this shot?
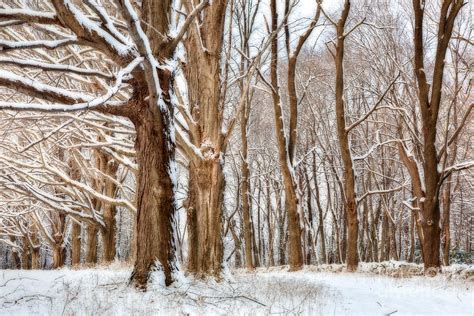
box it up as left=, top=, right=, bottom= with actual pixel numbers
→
left=0, top=263, right=472, bottom=316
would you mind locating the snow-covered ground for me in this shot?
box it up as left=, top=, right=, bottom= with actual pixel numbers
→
left=0, top=265, right=472, bottom=315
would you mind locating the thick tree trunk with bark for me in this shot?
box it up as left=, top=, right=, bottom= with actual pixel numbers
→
left=102, top=164, right=118, bottom=263
left=102, top=204, right=117, bottom=263
left=71, top=221, right=81, bottom=266
left=181, top=0, right=228, bottom=278
left=186, top=160, right=225, bottom=277
left=411, top=0, right=464, bottom=271
left=52, top=244, right=65, bottom=269
left=86, top=224, right=98, bottom=264
left=130, top=97, right=177, bottom=288
left=21, top=237, right=30, bottom=270
left=52, top=213, right=66, bottom=269
left=30, top=229, right=40, bottom=269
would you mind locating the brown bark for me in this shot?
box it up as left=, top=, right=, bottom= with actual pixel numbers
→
left=129, top=98, right=177, bottom=288
left=85, top=224, right=98, bottom=264
left=68, top=158, right=82, bottom=266
left=120, top=0, right=179, bottom=289
left=30, top=229, right=40, bottom=269
left=71, top=221, right=81, bottom=266
left=21, top=236, right=30, bottom=270
left=333, top=0, right=358, bottom=271
left=52, top=213, right=66, bottom=269
left=274, top=181, right=287, bottom=265
left=0, top=0, right=180, bottom=288
left=186, top=161, right=225, bottom=277
left=270, top=0, right=303, bottom=270
left=252, top=215, right=261, bottom=267
left=101, top=162, right=118, bottom=263
left=381, top=212, right=390, bottom=261
left=304, top=169, right=314, bottom=264
left=229, top=219, right=242, bottom=268
left=312, top=152, right=327, bottom=264
left=183, top=0, right=228, bottom=278
left=412, top=0, right=464, bottom=271
left=442, top=178, right=452, bottom=265
left=240, top=97, right=254, bottom=270
left=266, top=177, right=275, bottom=266
left=92, top=145, right=119, bottom=263
left=413, top=0, right=464, bottom=269
left=52, top=244, right=65, bottom=269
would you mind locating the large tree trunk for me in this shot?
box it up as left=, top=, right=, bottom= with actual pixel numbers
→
left=130, top=99, right=178, bottom=288
left=52, top=213, right=66, bottom=269
left=102, top=167, right=118, bottom=263
left=71, top=221, right=81, bottom=266
left=411, top=0, right=464, bottom=271
left=52, top=244, right=65, bottom=269
left=182, top=0, right=228, bottom=278
left=420, top=183, right=441, bottom=270
left=21, top=236, right=30, bottom=270
left=30, top=229, right=40, bottom=269
left=102, top=204, right=117, bottom=263
left=85, top=224, right=98, bottom=264
left=187, top=160, right=225, bottom=277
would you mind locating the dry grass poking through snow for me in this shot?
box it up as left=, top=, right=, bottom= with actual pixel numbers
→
left=0, top=268, right=329, bottom=315
left=257, top=261, right=474, bottom=281
left=0, top=262, right=472, bottom=315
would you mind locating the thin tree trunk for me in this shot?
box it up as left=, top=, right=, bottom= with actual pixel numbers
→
left=270, top=0, right=303, bottom=270
left=240, top=99, right=254, bottom=270
left=334, top=1, right=358, bottom=271
left=266, top=177, right=275, bottom=266
left=312, top=154, right=327, bottom=264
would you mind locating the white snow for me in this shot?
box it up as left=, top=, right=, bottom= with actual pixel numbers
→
left=0, top=265, right=471, bottom=315
left=63, top=0, right=132, bottom=56
left=0, top=70, right=88, bottom=103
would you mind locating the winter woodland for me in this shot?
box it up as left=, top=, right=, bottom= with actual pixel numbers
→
left=0, top=0, right=472, bottom=314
